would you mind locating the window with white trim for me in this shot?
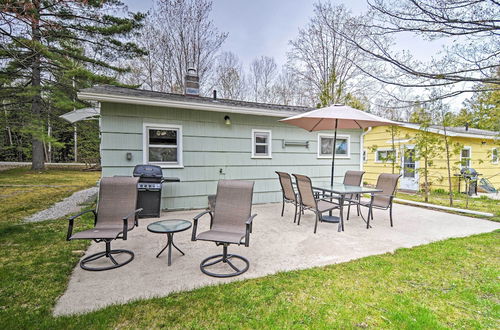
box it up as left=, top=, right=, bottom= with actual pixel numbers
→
left=144, top=124, right=182, bottom=167
left=460, top=147, right=471, bottom=168
left=317, top=134, right=350, bottom=158
left=375, top=149, right=396, bottom=163
left=251, top=129, right=272, bottom=158
left=492, top=148, right=498, bottom=164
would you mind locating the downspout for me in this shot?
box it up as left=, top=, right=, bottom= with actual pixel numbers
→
left=360, top=127, right=372, bottom=171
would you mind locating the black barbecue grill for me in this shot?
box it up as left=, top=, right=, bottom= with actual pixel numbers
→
left=455, top=167, right=481, bottom=196
left=133, top=164, right=180, bottom=218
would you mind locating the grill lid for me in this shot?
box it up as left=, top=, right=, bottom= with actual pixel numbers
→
left=460, top=167, right=478, bottom=177
left=133, top=164, right=163, bottom=179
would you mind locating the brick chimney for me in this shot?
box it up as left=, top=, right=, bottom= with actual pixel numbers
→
left=184, top=68, right=199, bottom=96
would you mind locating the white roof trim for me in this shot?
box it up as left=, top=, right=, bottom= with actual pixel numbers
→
left=400, top=122, right=496, bottom=140
left=77, top=91, right=299, bottom=118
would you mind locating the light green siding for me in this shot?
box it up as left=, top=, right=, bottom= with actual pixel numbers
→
left=100, top=102, right=363, bottom=210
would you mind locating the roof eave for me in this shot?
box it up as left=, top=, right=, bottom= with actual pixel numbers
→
left=400, top=123, right=496, bottom=140
left=77, top=91, right=299, bottom=118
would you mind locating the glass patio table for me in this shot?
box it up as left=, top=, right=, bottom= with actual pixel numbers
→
left=147, top=219, right=192, bottom=266
left=311, top=182, right=382, bottom=232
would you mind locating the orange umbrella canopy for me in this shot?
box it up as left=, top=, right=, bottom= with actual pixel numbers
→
left=279, top=104, right=399, bottom=131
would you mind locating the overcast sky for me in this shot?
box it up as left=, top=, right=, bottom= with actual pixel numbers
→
left=122, top=0, right=466, bottom=110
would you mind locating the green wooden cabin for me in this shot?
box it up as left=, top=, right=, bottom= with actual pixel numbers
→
left=78, top=85, right=364, bottom=210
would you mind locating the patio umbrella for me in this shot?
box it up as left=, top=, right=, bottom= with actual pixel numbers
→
left=280, top=104, right=399, bottom=185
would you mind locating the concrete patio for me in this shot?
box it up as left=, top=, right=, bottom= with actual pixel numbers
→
left=54, top=202, right=500, bottom=316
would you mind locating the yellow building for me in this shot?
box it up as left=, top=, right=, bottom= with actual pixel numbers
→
left=362, top=123, right=500, bottom=192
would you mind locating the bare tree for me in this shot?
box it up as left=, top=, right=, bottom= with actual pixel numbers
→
left=211, top=51, right=246, bottom=100
left=248, top=56, right=278, bottom=103
left=124, top=0, right=227, bottom=94
left=338, top=0, right=500, bottom=101
left=271, top=67, right=301, bottom=105
left=287, top=3, right=372, bottom=107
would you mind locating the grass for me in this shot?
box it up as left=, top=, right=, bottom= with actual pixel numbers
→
left=0, top=167, right=100, bottom=225
left=0, top=168, right=499, bottom=328
left=396, top=190, right=500, bottom=222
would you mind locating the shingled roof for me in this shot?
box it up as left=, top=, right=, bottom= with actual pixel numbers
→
left=429, top=125, right=498, bottom=137
left=78, top=85, right=313, bottom=115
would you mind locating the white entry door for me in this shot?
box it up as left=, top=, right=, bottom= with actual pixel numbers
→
left=400, top=146, right=419, bottom=191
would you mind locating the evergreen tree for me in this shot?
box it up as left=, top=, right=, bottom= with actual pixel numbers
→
left=0, top=0, right=145, bottom=169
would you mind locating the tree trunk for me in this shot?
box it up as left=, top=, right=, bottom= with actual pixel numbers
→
left=424, top=153, right=429, bottom=203
left=391, top=127, right=396, bottom=174
left=442, top=126, right=454, bottom=206
left=30, top=3, right=45, bottom=171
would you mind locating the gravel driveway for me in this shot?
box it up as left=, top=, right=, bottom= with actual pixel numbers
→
left=24, top=187, right=98, bottom=222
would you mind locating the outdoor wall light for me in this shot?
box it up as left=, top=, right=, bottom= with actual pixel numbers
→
left=224, top=115, right=231, bottom=125
left=126, top=152, right=133, bottom=161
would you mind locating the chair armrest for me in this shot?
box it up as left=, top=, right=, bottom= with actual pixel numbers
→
left=245, top=214, right=257, bottom=247
left=122, top=208, right=143, bottom=240
left=371, top=193, right=394, bottom=197
left=67, top=209, right=96, bottom=241
left=246, top=214, right=257, bottom=225
left=122, top=208, right=143, bottom=221
left=69, top=209, right=96, bottom=221
left=193, top=210, right=212, bottom=221
left=191, top=210, right=212, bottom=241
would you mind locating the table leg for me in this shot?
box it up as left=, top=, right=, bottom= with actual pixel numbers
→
left=329, top=191, right=333, bottom=216
left=167, top=233, right=172, bottom=266
left=155, top=233, right=186, bottom=266
left=338, top=194, right=344, bottom=232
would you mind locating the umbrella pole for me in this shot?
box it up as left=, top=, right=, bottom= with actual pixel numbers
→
left=331, top=118, right=338, bottom=186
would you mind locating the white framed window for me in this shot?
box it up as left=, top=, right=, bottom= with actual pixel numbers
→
left=363, top=149, right=367, bottom=162
left=143, top=123, right=183, bottom=168
left=375, top=148, right=397, bottom=163
left=460, top=146, right=471, bottom=168
left=251, top=129, right=272, bottom=158
left=492, top=148, right=498, bottom=164
left=317, top=134, right=350, bottom=159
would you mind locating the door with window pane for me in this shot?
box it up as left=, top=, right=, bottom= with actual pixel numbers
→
left=400, top=146, right=419, bottom=190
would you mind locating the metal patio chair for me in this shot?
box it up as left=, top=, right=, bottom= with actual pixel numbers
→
left=293, top=174, right=339, bottom=233
left=359, top=173, right=401, bottom=228
left=192, top=180, right=257, bottom=278
left=66, top=177, right=142, bottom=271
left=342, top=170, right=365, bottom=220
left=275, top=171, right=300, bottom=223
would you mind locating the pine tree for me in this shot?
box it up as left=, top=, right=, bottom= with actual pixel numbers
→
left=0, top=0, right=145, bottom=169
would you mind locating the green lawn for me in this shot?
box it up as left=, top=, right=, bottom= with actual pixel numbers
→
left=397, top=190, right=500, bottom=222
left=0, top=168, right=499, bottom=329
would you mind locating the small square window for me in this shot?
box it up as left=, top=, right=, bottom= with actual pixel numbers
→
left=144, top=125, right=182, bottom=167
left=460, top=147, right=471, bottom=168
left=317, top=134, right=350, bottom=158
left=252, top=130, right=272, bottom=158
left=492, top=148, right=498, bottom=164
left=376, top=149, right=396, bottom=163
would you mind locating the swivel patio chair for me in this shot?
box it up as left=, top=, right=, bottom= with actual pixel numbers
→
left=192, top=180, right=257, bottom=278
left=276, top=171, right=300, bottom=223
left=66, top=177, right=142, bottom=271
left=293, top=174, right=340, bottom=233
left=358, top=173, right=401, bottom=228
